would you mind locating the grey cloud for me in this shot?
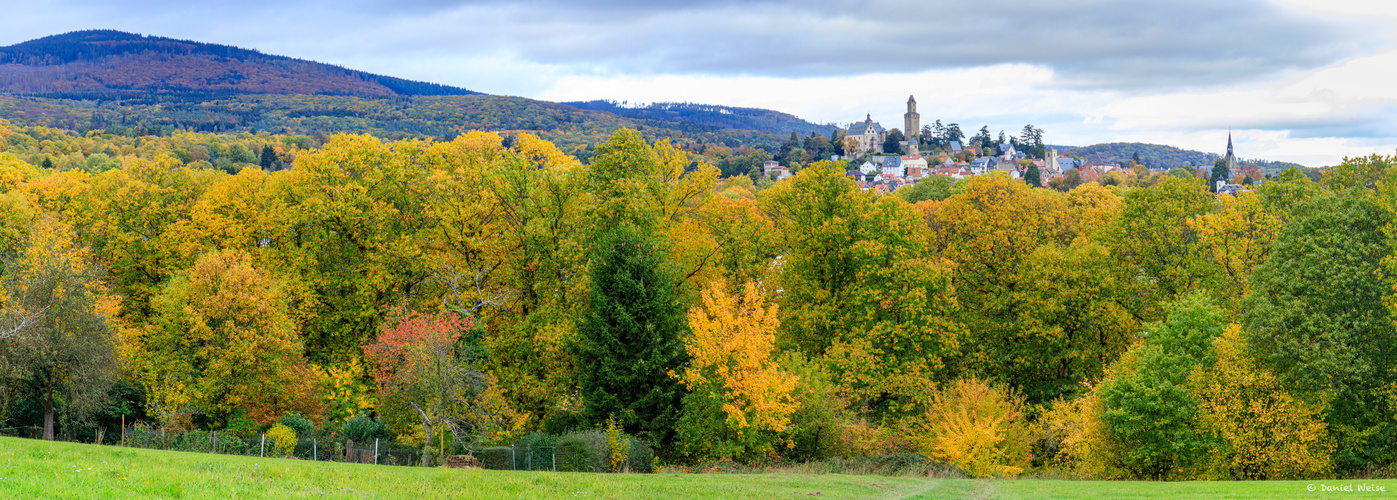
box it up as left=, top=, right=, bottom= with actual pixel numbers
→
left=0, top=0, right=1381, bottom=92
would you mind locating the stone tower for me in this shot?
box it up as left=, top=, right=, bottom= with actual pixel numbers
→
left=1224, top=131, right=1239, bottom=174
left=904, top=95, right=920, bottom=148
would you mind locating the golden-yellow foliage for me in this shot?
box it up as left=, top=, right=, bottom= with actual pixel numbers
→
left=266, top=423, right=298, bottom=457
left=677, top=279, right=797, bottom=456
left=912, top=378, right=1035, bottom=478
left=1189, top=325, right=1333, bottom=479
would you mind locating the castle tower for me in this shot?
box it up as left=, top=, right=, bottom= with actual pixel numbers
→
left=904, top=95, right=920, bottom=150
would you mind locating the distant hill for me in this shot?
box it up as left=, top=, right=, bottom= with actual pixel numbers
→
left=1062, top=142, right=1305, bottom=172
left=0, top=30, right=478, bottom=98
left=0, top=30, right=799, bottom=154
left=564, top=100, right=840, bottom=137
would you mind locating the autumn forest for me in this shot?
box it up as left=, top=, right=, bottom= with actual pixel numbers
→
left=0, top=116, right=1394, bottom=481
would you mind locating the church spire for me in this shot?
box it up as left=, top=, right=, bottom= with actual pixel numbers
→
left=1227, top=130, right=1233, bottom=156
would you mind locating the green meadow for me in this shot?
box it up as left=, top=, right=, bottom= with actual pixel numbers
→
left=2, top=437, right=1392, bottom=499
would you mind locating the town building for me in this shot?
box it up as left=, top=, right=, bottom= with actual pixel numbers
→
left=844, top=115, right=885, bottom=156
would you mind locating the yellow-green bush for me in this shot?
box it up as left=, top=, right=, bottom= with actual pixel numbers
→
left=910, top=378, right=1035, bottom=478
left=266, top=423, right=297, bottom=457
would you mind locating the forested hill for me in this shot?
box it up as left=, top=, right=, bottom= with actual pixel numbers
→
left=1064, top=142, right=1306, bottom=172
left=0, top=30, right=479, bottom=99
left=564, top=100, right=841, bottom=137
left=0, top=30, right=804, bottom=154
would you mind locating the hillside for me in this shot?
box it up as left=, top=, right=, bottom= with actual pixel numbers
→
left=1063, top=142, right=1305, bottom=172
left=0, top=30, right=477, bottom=98
left=0, top=30, right=796, bottom=154
left=565, top=100, right=840, bottom=137
left=0, top=93, right=788, bottom=154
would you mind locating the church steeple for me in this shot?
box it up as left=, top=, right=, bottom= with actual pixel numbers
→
left=1227, top=130, right=1233, bottom=156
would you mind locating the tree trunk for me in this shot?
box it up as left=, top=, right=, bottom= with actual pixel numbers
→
left=43, top=391, right=55, bottom=441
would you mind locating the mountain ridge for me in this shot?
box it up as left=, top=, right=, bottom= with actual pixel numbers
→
left=0, top=30, right=479, bottom=98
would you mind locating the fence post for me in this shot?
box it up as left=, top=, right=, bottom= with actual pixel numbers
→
left=211, top=431, right=216, bottom=454
left=120, top=416, right=125, bottom=446
left=553, top=447, right=557, bottom=472
left=313, top=437, right=318, bottom=461
left=260, top=434, right=266, bottom=457
left=374, top=439, right=379, bottom=465
left=511, top=443, right=516, bottom=471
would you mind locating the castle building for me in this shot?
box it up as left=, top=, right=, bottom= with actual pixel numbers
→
left=904, top=95, right=920, bottom=150
left=844, top=114, right=884, bottom=156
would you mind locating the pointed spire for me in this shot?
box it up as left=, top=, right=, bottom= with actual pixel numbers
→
left=1227, top=129, right=1234, bottom=156
left=908, top=95, right=916, bottom=103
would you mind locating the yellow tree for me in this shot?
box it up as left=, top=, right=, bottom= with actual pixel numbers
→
left=675, top=280, right=796, bottom=460
left=1189, top=191, right=1280, bottom=313
left=130, top=250, right=318, bottom=427
left=1189, top=325, right=1333, bottom=479
left=266, top=134, right=436, bottom=365
left=763, top=161, right=960, bottom=414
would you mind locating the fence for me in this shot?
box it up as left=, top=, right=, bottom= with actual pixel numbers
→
left=3, top=425, right=634, bottom=472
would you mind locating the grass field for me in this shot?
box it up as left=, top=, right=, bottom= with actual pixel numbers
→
left=1, top=437, right=1393, bottom=499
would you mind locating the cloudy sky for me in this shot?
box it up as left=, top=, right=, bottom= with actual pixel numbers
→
left=3, top=0, right=1396, bottom=166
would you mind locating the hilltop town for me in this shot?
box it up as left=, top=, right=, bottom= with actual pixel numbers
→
left=760, top=95, right=1274, bottom=195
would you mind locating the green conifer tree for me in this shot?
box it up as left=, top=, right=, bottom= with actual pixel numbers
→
left=1024, top=163, right=1042, bottom=188
left=575, top=225, right=687, bottom=452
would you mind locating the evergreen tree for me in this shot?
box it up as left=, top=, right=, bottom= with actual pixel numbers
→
left=1209, top=159, right=1230, bottom=192
left=1024, top=163, right=1042, bottom=188
left=575, top=225, right=688, bottom=451
left=259, top=145, right=276, bottom=170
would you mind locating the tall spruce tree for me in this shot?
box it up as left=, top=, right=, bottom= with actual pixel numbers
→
left=575, top=225, right=687, bottom=450
left=259, top=145, right=277, bottom=170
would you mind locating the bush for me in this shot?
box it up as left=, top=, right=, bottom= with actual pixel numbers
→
left=279, top=412, right=315, bottom=437
left=910, top=378, right=1035, bottom=478
left=225, top=409, right=259, bottom=439
left=557, top=430, right=609, bottom=472
left=341, top=413, right=389, bottom=443
left=554, top=429, right=652, bottom=473
left=266, top=423, right=298, bottom=458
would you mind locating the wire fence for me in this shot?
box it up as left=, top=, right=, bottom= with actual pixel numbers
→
left=0, top=425, right=616, bottom=472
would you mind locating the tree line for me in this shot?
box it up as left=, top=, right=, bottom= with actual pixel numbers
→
left=0, top=120, right=1393, bottom=479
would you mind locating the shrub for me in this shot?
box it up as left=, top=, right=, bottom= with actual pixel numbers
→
left=557, top=430, right=610, bottom=472
left=555, top=428, right=652, bottom=473
left=279, top=412, right=315, bottom=438
left=910, top=378, right=1035, bottom=478
left=225, top=409, right=259, bottom=439
left=266, top=423, right=298, bottom=458
left=341, top=413, right=389, bottom=443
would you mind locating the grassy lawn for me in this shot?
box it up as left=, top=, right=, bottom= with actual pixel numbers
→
left=1, top=437, right=1393, bottom=499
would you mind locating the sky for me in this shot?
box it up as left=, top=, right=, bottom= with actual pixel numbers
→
left=3, top=0, right=1396, bottom=166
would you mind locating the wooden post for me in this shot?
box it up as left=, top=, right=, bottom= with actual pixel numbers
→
left=120, top=416, right=125, bottom=447
left=211, top=431, right=216, bottom=454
